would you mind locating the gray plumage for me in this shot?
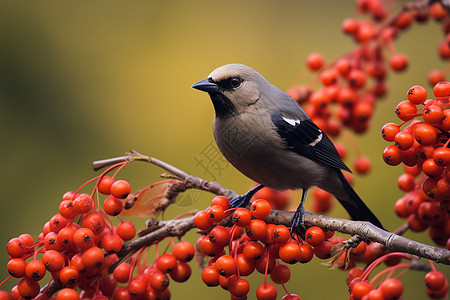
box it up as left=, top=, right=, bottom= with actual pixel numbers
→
left=193, top=63, right=384, bottom=230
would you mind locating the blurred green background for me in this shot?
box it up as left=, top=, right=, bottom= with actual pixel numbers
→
left=0, top=1, right=448, bottom=299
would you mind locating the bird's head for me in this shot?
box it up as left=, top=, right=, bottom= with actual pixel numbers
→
left=192, top=64, right=267, bottom=118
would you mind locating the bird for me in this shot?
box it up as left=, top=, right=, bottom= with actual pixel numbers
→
left=192, top=63, right=384, bottom=235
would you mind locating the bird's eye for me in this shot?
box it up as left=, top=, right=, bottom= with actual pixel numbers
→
left=229, top=77, right=242, bottom=89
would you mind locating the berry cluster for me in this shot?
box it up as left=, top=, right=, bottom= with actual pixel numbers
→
left=1, top=161, right=196, bottom=299
left=288, top=0, right=450, bottom=215
left=382, top=82, right=450, bottom=247
left=348, top=252, right=448, bottom=300
left=3, top=162, right=136, bottom=299
left=193, top=195, right=393, bottom=299
left=111, top=240, right=195, bottom=300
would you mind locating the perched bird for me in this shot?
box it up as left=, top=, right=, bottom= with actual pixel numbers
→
left=192, top=63, right=384, bottom=234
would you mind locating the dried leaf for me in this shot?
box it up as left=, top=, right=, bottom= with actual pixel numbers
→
left=330, top=242, right=346, bottom=257
left=120, top=179, right=183, bottom=217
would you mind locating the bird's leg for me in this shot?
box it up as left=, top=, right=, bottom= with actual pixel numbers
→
left=229, top=184, right=265, bottom=208
left=290, top=189, right=308, bottom=239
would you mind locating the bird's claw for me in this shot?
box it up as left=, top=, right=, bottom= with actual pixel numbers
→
left=229, top=185, right=264, bottom=209
left=229, top=194, right=250, bottom=208
left=290, top=210, right=306, bottom=239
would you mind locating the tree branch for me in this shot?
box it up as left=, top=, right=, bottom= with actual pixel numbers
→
left=94, top=153, right=450, bottom=267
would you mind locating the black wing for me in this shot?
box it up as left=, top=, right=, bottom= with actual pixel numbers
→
left=271, top=111, right=350, bottom=172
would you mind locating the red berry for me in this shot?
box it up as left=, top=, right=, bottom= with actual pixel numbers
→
left=228, top=278, right=250, bottom=297
left=351, top=280, right=373, bottom=300
left=82, top=212, right=106, bottom=234
left=56, top=288, right=80, bottom=300
left=414, top=123, right=437, bottom=146
left=201, top=266, right=220, bottom=287
left=7, top=238, right=26, bottom=258
left=210, top=196, right=230, bottom=210
left=103, top=196, right=123, bottom=216
left=407, top=85, right=427, bottom=104
left=169, top=261, right=191, bottom=283
left=17, top=278, right=40, bottom=299
left=272, top=225, right=290, bottom=244
left=102, top=234, right=124, bottom=253
left=433, top=147, right=450, bottom=166
left=433, top=81, right=450, bottom=97
left=394, top=131, right=414, bottom=150
left=0, top=291, right=12, bottom=300
left=81, top=246, right=104, bottom=270
left=149, top=271, right=170, bottom=291
left=236, top=253, right=255, bottom=276
left=298, top=244, right=314, bottom=263
left=306, top=52, right=324, bottom=71
left=98, top=176, right=115, bottom=195
left=380, top=278, right=404, bottom=299
left=232, top=208, right=252, bottom=227
left=73, top=193, right=93, bottom=214
left=348, top=69, right=366, bottom=89
left=116, top=220, right=136, bottom=241
left=251, top=199, right=272, bottom=219
left=59, top=200, right=79, bottom=219
left=256, top=283, right=277, bottom=300
left=214, top=255, right=236, bottom=277
left=395, top=100, right=417, bottom=121
left=305, top=226, right=325, bottom=246
left=342, top=18, right=359, bottom=35
left=354, top=156, right=372, bottom=174
left=172, top=241, right=195, bottom=262
left=397, top=173, right=415, bottom=192
left=207, top=205, right=225, bottom=223
left=193, top=210, right=213, bottom=230
left=246, top=219, right=268, bottom=242
left=156, top=254, right=177, bottom=273
left=383, top=145, right=403, bottom=166
left=25, top=260, right=46, bottom=281
left=209, top=225, right=231, bottom=247
left=110, top=180, right=131, bottom=199
left=423, top=105, right=444, bottom=124
left=429, top=70, right=446, bottom=86
left=389, top=53, right=408, bottom=71
left=7, top=258, right=27, bottom=278
left=270, top=264, right=291, bottom=284
left=41, top=250, right=64, bottom=273
left=243, top=241, right=265, bottom=262
left=73, top=228, right=95, bottom=251
left=425, top=270, right=446, bottom=291
left=279, top=242, right=301, bottom=264
left=113, top=262, right=132, bottom=283
left=423, top=158, right=444, bottom=178
left=382, top=123, right=400, bottom=142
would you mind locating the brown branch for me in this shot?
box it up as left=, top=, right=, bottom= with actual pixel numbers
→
left=112, top=208, right=450, bottom=266
left=94, top=152, right=450, bottom=266
left=92, top=150, right=238, bottom=200
left=266, top=210, right=450, bottom=265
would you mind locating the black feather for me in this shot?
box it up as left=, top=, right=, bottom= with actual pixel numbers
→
left=335, top=169, right=385, bottom=229
left=271, top=112, right=350, bottom=172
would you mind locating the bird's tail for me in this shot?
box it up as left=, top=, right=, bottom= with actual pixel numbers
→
left=334, top=169, right=385, bottom=230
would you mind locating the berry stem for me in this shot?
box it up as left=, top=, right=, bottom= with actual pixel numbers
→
left=111, top=161, right=129, bottom=180
left=162, top=238, right=172, bottom=255
left=361, top=252, right=412, bottom=281
left=281, top=283, right=290, bottom=295
left=264, top=245, right=270, bottom=285
left=428, top=259, right=437, bottom=272
left=0, top=275, right=12, bottom=287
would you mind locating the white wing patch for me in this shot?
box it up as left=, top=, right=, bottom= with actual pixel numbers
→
left=309, top=131, right=323, bottom=146
left=282, top=117, right=300, bottom=126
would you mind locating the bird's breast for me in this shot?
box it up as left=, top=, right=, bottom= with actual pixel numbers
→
left=213, top=114, right=327, bottom=190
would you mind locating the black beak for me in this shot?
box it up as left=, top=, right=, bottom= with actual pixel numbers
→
left=192, top=78, right=220, bottom=93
